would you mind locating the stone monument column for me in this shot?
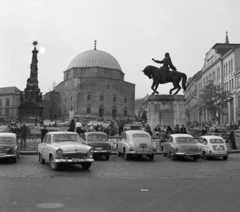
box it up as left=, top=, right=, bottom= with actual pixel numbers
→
left=148, top=95, right=186, bottom=129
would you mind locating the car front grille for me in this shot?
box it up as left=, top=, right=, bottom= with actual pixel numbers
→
left=63, top=153, right=88, bottom=159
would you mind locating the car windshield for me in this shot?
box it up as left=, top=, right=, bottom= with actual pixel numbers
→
left=52, top=134, right=81, bottom=143
left=209, top=139, right=224, bottom=144
left=132, top=134, right=150, bottom=138
left=0, top=137, right=15, bottom=144
left=175, top=137, right=195, bottom=143
left=87, top=134, right=108, bottom=142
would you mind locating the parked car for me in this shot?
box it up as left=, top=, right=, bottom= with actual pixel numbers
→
left=43, top=120, right=51, bottom=127
left=162, top=134, right=201, bottom=161
left=82, top=132, right=111, bottom=160
left=38, top=131, right=94, bottom=170
left=97, top=121, right=110, bottom=128
left=87, top=121, right=99, bottom=127
left=0, top=132, right=20, bottom=163
left=54, top=120, right=66, bottom=127
left=117, top=130, right=157, bottom=161
left=197, top=135, right=229, bottom=160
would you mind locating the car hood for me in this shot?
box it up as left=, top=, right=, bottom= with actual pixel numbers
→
left=175, top=143, right=200, bottom=153
left=52, top=142, right=90, bottom=152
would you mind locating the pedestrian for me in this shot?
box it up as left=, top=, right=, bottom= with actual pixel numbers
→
left=75, top=119, right=82, bottom=135
left=145, top=124, right=152, bottom=136
left=68, top=119, right=75, bottom=132
left=19, top=122, right=28, bottom=148
left=159, top=130, right=167, bottom=150
left=180, top=125, right=187, bottom=134
left=154, top=124, right=161, bottom=136
left=229, top=129, right=237, bottom=150
left=118, top=124, right=123, bottom=136
left=41, top=126, right=48, bottom=142
left=174, top=124, right=180, bottom=134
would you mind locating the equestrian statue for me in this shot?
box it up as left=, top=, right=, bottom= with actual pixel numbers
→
left=142, top=52, right=187, bottom=95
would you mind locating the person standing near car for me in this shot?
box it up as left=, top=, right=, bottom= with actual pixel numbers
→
left=75, top=119, right=82, bottom=135
left=159, top=129, right=167, bottom=150
left=68, top=119, right=75, bottom=132
left=41, top=126, right=48, bottom=143
left=19, top=122, right=27, bottom=148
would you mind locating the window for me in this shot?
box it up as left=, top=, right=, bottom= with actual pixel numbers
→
left=124, top=96, right=128, bottom=103
left=113, top=95, right=117, bottom=103
left=65, top=97, right=66, bottom=102
left=87, top=93, right=91, bottom=101
left=217, top=68, right=220, bottom=79
left=87, top=104, right=91, bottom=114
left=5, top=108, right=9, bottom=116
left=100, top=94, right=104, bottom=101
left=70, top=96, right=73, bottom=101
left=112, top=106, right=117, bottom=118
left=0, top=99, right=2, bottom=107
left=6, top=98, right=10, bottom=106
left=124, top=107, right=128, bottom=116
left=107, top=82, right=111, bottom=90
left=59, top=109, right=61, bottom=116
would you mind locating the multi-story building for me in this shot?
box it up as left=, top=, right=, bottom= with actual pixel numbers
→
left=0, top=87, right=21, bottom=123
left=185, top=33, right=240, bottom=126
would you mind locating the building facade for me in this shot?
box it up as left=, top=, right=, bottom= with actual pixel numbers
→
left=0, top=87, right=21, bottom=123
left=185, top=33, right=240, bottom=126
left=54, top=45, right=135, bottom=121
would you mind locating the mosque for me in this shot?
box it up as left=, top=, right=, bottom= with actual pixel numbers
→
left=49, top=41, right=135, bottom=121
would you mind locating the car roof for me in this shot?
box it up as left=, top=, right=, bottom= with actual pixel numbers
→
left=170, top=134, right=194, bottom=138
left=200, top=135, right=224, bottom=139
left=0, top=132, right=17, bottom=137
left=85, top=132, right=107, bottom=135
left=125, top=130, right=149, bottom=136
left=47, top=131, right=78, bottom=135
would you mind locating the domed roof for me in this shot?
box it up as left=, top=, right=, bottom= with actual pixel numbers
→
left=67, top=49, right=122, bottom=71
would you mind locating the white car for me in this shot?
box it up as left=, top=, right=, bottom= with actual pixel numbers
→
left=87, top=121, right=99, bottom=127
left=43, top=120, right=51, bottom=127
left=197, top=135, right=229, bottom=160
left=117, top=130, right=157, bottom=161
left=38, top=131, right=94, bottom=170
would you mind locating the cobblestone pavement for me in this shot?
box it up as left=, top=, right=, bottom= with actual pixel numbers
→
left=1, top=154, right=240, bottom=179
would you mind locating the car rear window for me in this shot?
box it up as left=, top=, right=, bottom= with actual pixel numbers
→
left=52, top=134, right=81, bottom=143
left=132, top=134, right=150, bottom=138
left=209, top=139, right=224, bottom=144
left=0, top=137, right=15, bottom=143
left=175, top=137, right=194, bottom=143
left=87, top=134, right=108, bottom=142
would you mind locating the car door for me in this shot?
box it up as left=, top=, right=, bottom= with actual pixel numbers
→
left=42, top=135, right=51, bottom=161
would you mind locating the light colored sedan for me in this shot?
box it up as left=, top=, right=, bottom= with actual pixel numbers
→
left=197, top=135, right=229, bottom=160
left=117, top=130, right=157, bottom=161
left=38, top=131, right=94, bottom=171
left=162, top=134, right=201, bottom=161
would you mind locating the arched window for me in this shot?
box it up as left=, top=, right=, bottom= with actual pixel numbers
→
left=124, top=107, right=128, bottom=116
left=100, top=94, right=104, bottom=101
left=112, top=106, right=117, bottom=118
left=113, top=95, right=117, bottom=103
left=107, top=82, right=111, bottom=90
left=87, top=104, right=91, bottom=114
left=87, top=93, right=91, bottom=101
left=124, top=96, right=128, bottom=103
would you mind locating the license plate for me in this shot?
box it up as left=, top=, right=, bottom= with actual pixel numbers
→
left=140, top=143, right=147, bottom=148
left=95, top=147, right=103, bottom=150
left=72, top=158, right=80, bottom=162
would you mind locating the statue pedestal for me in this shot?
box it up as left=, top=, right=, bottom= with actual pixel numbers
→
left=148, top=95, right=186, bottom=129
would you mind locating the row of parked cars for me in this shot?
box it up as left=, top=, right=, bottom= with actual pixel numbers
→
left=43, top=120, right=69, bottom=127
left=0, top=130, right=229, bottom=171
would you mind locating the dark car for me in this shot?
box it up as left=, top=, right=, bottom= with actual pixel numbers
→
left=0, top=132, right=20, bottom=163
left=83, top=132, right=111, bottom=160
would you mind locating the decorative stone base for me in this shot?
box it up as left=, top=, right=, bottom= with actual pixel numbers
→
left=148, top=95, right=186, bottom=129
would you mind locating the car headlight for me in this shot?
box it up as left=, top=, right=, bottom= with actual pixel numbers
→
left=129, top=146, right=134, bottom=151
left=6, top=148, right=14, bottom=154
left=88, top=148, right=94, bottom=158
left=56, top=149, right=63, bottom=158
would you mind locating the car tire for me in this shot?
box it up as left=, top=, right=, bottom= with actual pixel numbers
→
left=105, top=154, right=110, bottom=160
left=39, top=153, right=45, bottom=164
left=50, top=155, right=59, bottom=171
left=170, top=152, right=175, bottom=161
left=223, top=156, right=228, bottom=160
left=81, top=162, right=92, bottom=170
left=149, top=155, right=154, bottom=161
left=203, top=152, right=208, bottom=160
left=123, top=149, right=130, bottom=160
left=13, top=157, right=17, bottom=163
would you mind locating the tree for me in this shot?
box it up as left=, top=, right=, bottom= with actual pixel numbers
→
left=199, top=82, right=233, bottom=124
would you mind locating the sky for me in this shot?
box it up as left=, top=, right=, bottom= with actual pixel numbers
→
left=1, top=0, right=240, bottom=98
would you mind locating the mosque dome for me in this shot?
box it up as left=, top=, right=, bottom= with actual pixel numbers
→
left=67, top=49, right=122, bottom=71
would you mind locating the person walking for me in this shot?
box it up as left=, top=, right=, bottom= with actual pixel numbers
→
left=229, top=129, right=237, bottom=150
left=19, top=122, right=28, bottom=148
left=159, top=130, right=167, bottom=151
left=68, top=119, right=75, bottom=132
left=75, top=119, right=82, bottom=135
left=180, top=125, right=187, bottom=134
left=154, top=124, right=161, bottom=136
left=41, top=126, right=48, bottom=143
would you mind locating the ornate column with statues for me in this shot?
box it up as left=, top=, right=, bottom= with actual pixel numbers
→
left=18, top=41, right=44, bottom=123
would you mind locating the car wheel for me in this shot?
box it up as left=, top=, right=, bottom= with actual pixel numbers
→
left=12, top=157, right=17, bottom=163
left=39, top=153, right=45, bottom=164
left=49, top=155, right=59, bottom=171
left=149, top=155, right=154, bottom=161
left=203, top=152, right=208, bottom=160
left=170, top=152, right=175, bottom=161
left=81, top=162, right=92, bottom=170
left=123, top=149, right=130, bottom=160
left=105, top=154, right=110, bottom=160
left=223, top=156, right=228, bottom=160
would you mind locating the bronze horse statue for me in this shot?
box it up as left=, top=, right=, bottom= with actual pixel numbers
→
left=142, top=65, right=187, bottom=95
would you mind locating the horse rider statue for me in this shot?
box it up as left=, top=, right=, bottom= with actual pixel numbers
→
left=152, top=52, right=177, bottom=83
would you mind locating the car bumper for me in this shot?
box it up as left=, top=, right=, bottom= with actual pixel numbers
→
left=93, top=150, right=111, bottom=153
left=0, top=153, right=17, bottom=158
left=128, top=151, right=157, bottom=155
left=54, top=158, right=94, bottom=163
left=175, top=153, right=201, bottom=156
left=205, top=152, right=229, bottom=157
